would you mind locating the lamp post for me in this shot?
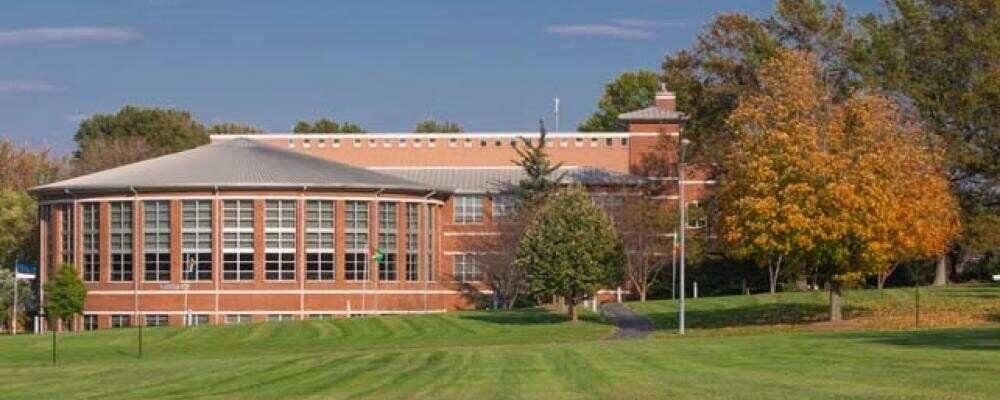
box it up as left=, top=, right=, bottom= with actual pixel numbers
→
left=678, top=138, right=690, bottom=336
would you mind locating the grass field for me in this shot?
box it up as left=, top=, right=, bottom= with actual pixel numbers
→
left=1, top=286, right=997, bottom=399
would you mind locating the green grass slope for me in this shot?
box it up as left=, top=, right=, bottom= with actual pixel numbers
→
left=627, top=285, right=1000, bottom=337
left=0, top=288, right=997, bottom=399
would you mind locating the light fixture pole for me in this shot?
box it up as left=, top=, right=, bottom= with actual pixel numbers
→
left=678, top=138, right=690, bottom=335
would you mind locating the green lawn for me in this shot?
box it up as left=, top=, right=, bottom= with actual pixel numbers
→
left=1, top=287, right=998, bottom=399
left=628, top=285, right=1000, bottom=337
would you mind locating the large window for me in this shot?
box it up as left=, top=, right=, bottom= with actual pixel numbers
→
left=186, top=314, right=210, bottom=326
left=143, top=201, right=171, bottom=282
left=145, top=314, right=168, bottom=327
left=83, top=315, right=97, bottom=330
left=265, top=200, right=296, bottom=280
left=224, top=314, right=251, bottom=324
left=453, top=195, right=483, bottom=224
left=223, top=200, right=254, bottom=281
left=491, top=195, right=516, bottom=218
left=344, top=201, right=368, bottom=281
left=82, top=203, right=100, bottom=282
left=405, top=203, right=419, bottom=281
left=306, top=200, right=335, bottom=281
left=60, top=203, right=74, bottom=265
left=181, top=200, right=212, bottom=281
left=453, top=254, right=483, bottom=282
left=111, top=314, right=131, bottom=328
left=109, top=202, right=133, bottom=281
left=378, top=202, right=398, bottom=281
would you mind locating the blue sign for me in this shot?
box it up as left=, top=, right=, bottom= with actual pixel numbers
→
left=15, top=262, right=37, bottom=279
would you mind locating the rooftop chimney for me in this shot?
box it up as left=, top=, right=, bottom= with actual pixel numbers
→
left=655, top=83, right=676, bottom=111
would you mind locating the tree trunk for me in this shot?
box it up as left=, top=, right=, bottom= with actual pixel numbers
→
left=829, top=280, right=843, bottom=321
left=566, top=296, right=578, bottom=322
left=768, top=255, right=783, bottom=294
left=932, top=254, right=948, bottom=286
left=639, top=287, right=647, bottom=302
left=876, top=273, right=888, bottom=289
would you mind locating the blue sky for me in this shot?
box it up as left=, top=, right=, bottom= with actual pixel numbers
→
left=0, top=0, right=882, bottom=153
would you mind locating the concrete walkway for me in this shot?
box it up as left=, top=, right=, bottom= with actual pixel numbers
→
left=601, top=302, right=654, bottom=340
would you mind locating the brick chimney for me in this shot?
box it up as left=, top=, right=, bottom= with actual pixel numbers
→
left=655, top=84, right=676, bottom=111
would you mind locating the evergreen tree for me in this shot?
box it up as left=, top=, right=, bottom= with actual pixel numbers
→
left=413, top=118, right=463, bottom=133
left=44, top=264, right=86, bottom=363
left=514, top=120, right=564, bottom=205
left=578, top=70, right=660, bottom=132
left=515, top=187, right=625, bottom=321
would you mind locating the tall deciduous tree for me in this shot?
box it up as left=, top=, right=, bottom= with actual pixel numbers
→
left=74, top=105, right=208, bottom=156
left=578, top=70, right=660, bottom=132
left=0, top=140, right=63, bottom=268
left=614, top=196, right=676, bottom=301
left=293, top=118, right=365, bottom=133
left=723, top=49, right=959, bottom=320
left=514, top=121, right=564, bottom=205
left=44, top=264, right=86, bottom=363
left=413, top=118, right=463, bottom=133
left=515, top=186, right=625, bottom=321
left=853, top=0, right=999, bottom=284
left=718, top=47, right=826, bottom=294
left=661, top=0, right=854, bottom=164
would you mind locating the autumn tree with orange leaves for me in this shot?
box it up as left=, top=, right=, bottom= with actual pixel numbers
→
left=719, top=49, right=959, bottom=320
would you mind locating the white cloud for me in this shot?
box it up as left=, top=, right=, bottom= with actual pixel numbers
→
left=545, top=25, right=652, bottom=39
left=0, top=80, right=65, bottom=93
left=0, top=27, right=141, bottom=46
left=611, top=19, right=687, bottom=28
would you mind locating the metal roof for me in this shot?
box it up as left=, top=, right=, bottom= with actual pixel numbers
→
left=617, top=106, right=687, bottom=121
left=32, top=138, right=435, bottom=195
left=370, top=166, right=647, bottom=194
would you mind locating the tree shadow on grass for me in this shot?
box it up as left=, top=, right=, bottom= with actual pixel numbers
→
left=838, top=327, right=1000, bottom=351
left=458, top=307, right=614, bottom=326
left=639, top=302, right=864, bottom=331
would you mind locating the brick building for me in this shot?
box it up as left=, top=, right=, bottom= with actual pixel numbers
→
left=31, top=89, right=707, bottom=330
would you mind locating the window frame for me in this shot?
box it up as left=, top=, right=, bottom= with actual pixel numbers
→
left=305, top=200, right=335, bottom=281
left=82, top=202, right=100, bottom=282
left=222, top=200, right=255, bottom=281
left=181, top=200, right=213, bottom=282
left=264, top=200, right=297, bottom=281
left=109, top=201, right=133, bottom=282
left=344, top=201, right=369, bottom=281
left=452, top=195, right=484, bottom=224
left=143, top=200, right=171, bottom=282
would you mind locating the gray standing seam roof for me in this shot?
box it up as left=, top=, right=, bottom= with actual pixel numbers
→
left=31, top=138, right=435, bottom=195
left=371, top=166, right=647, bottom=194
left=617, top=106, right=687, bottom=121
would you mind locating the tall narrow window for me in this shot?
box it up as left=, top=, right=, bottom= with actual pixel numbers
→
left=378, top=202, right=398, bottom=281
left=181, top=200, right=212, bottom=281
left=60, top=203, right=74, bottom=265
left=425, top=205, right=434, bottom=281
left=344, top=201, right=368, bottom=281
left=306, top=200, right=335, bottom=281
left=453, top=254, right=482, bottom=282
left=453, top=195, right=483, bottom=224
left=82, top=203, right=100, bottom=282
left=109, top=201, right=133, bottom=281
left=405, top=203, right=419, bottom=281
left=265, top=200, right=296, bottom=280
left=222, top=200, right=254, bottom=281
left=143, top=201, right=171, bottom=282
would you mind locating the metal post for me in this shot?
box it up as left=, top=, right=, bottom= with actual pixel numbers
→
left=671, top=234, right=677, bottom=301
left=678, top=139, right=688, bottom=335
left=12, top=269, right=17, bottom=336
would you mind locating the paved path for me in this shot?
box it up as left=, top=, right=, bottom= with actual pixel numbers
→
left=601, top=302, right=654, bottom=340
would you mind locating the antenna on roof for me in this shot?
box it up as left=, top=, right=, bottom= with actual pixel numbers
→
left=553, top=97, right=560, bottom=132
